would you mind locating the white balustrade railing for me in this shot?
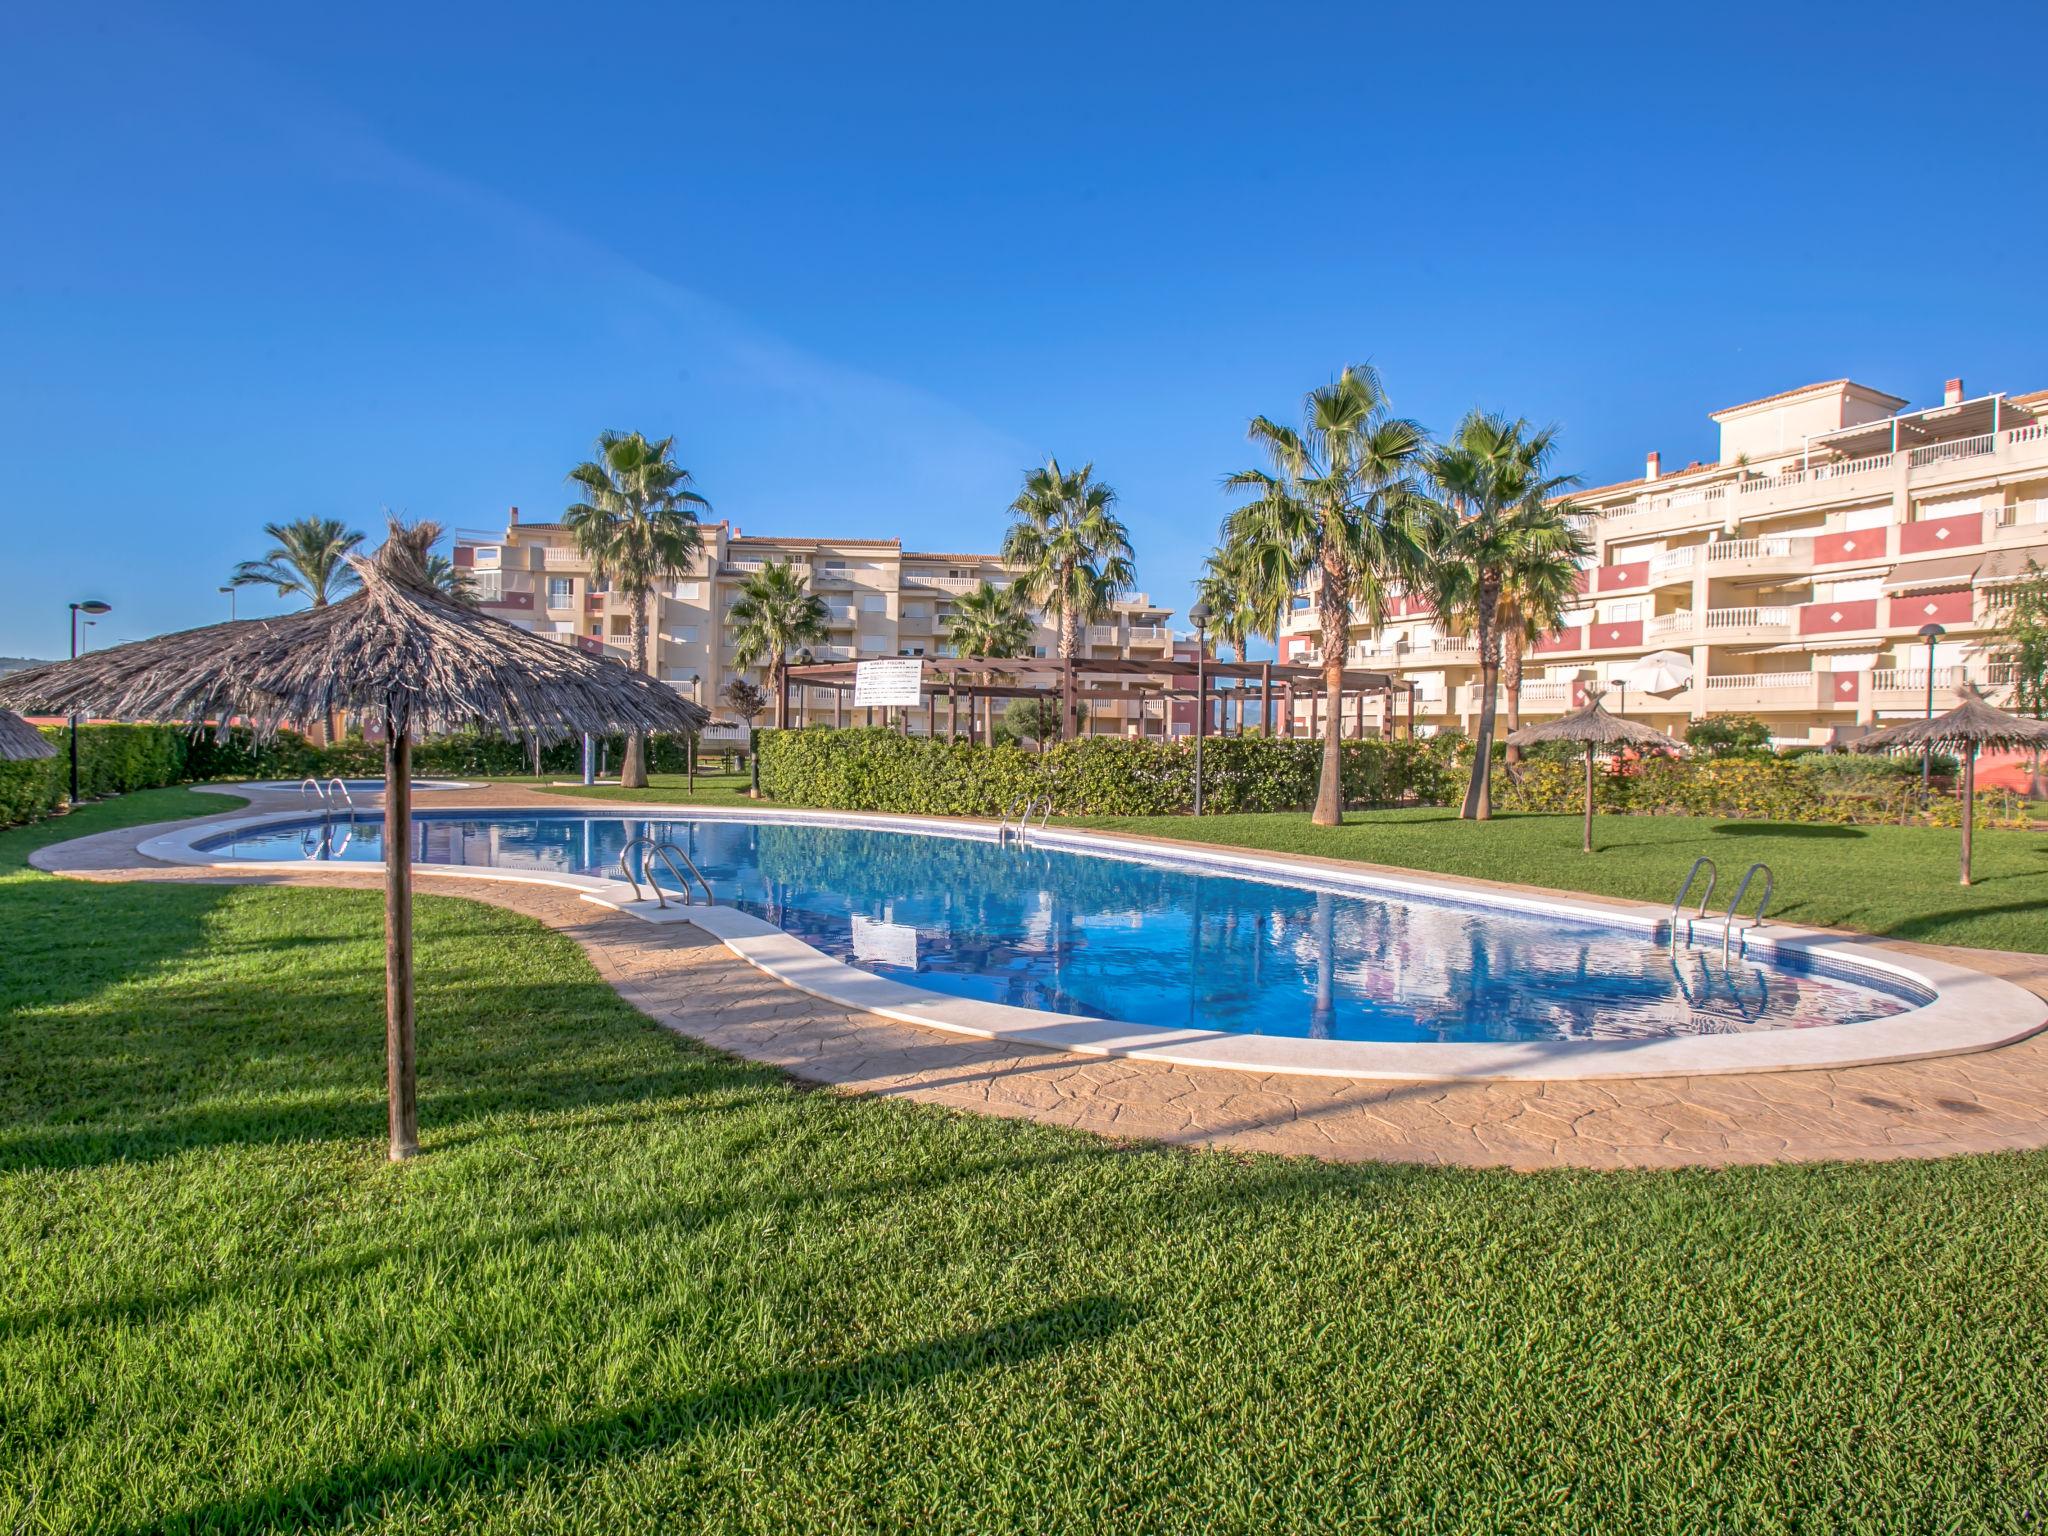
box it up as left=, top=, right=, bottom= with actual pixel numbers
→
left=2006, top=424, right=2045, bottom=448
left=1738, top=469, right=1807, bottom=495
left=1908, top=433, right=1996, bottom=468
left=1813, top=452, right=1893, bottom=479
left=1706, top=672, right=1816, bottom=692
left=1869, top=667, right=1969, bottom=695
left=1646, top=610, right=1695, bottom=637
left=1706, top=535, right=1798, bottom=563
left=1704, top=606, right=1792, bottom=631
left=1649, top=547, right=1696, bottom=575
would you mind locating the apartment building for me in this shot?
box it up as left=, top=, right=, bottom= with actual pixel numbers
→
left=1280, top=377, right=2048, bottom=744
left=453, top=514, right=1178, bottom=735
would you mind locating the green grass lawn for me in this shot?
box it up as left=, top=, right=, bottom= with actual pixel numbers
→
left=5, top=791, right=2048, bottom=1530
left=1056, top=807, right=2048, bottom=955
left=524, top=770, right=763, bottom=808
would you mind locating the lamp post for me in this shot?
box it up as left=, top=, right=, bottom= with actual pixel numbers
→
left=1918, top=622, right=1947, bottom=804
left=1189, top=598, right=1212, bottom=816
left=218, top=585, right=237, bottom=621
left=67, top=600, right=112, bottom=803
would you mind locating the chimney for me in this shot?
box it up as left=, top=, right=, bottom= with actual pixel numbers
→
left=507, top=505, right=520, bottom=526
left=1644, top=451, right=1661, bottom=481
left=1944, top=378, right=1964, bottom=406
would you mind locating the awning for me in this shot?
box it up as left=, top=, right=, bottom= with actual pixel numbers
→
left=1883, top=553, right=1980, bottom=594
left=1755, top=636, right=1901, bottom=656
left=1975, top=544, right=2048, bottom=586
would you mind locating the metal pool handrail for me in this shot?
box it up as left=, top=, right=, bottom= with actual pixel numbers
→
left=1721, top=863, right=1774, bottom=962
left=618, top=835, right=714, bottom=908
left=1669, top=857, right=1718, bottom=946
left=325, top=778, right=354, bottom=813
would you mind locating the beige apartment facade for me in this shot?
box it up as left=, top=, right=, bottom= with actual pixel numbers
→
left=453, top=515, right=1177, bottom=735
left=1280, top=377, right=2048, bottom=744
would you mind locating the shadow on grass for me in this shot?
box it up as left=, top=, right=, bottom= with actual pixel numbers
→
left=1878, top=896, right=2048, bottom=945
left=1707, top=822, right=1866, bottom=840
left=135, top=1296, right=1138, bottom=1534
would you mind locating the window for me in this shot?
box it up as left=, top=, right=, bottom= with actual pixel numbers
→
left=676, top=580, right=703, bottom=600
left=472, top=546, right=500, bottom=566
left=903, top=603, right=928, bottom=619
left=609, top=616, right=632, bottom=635
left=901, top=645, right=926, bottom=657
left=547, top=577, right=574, bottom=608
left=670, top=626, right=698, bottom=644
left=1604, top=601, right=1641, bottom=624
left=1291, top=595, right=1311, bottom=611
left=860, top=594, right=887, bottom=613
left=858, top=633, right=889, bottom=654
left=588, top=624, right=602, bottom=638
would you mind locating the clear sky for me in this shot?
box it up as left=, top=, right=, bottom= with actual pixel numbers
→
left=5, top=1, right=2045, bottom=659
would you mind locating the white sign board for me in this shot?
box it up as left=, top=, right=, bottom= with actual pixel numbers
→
left=852, top=657, right=924, bottom=708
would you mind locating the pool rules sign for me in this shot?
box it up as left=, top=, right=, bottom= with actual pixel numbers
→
left=852, top=657, right=925, bottom=708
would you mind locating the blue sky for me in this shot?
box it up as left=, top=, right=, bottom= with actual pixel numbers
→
left=5, top=1, right=2045, bottom=658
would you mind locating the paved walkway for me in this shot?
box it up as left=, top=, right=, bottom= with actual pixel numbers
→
left=31, top=784, right=2048, bottom=1171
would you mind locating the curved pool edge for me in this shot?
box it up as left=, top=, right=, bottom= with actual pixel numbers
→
left=135, top=802, right=2048, bottom=1084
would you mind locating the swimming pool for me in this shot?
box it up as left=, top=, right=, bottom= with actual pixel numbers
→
left=189, top=810, right=1934, bottom=1049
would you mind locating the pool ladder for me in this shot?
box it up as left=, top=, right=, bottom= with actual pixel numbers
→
left=618, top=835, right=715, bottom=909
left=299, top=777, right=355, bottom=813
left=997, top=794, right=1052, bottom=847
left=1667, top=856, right=1774, bottom=959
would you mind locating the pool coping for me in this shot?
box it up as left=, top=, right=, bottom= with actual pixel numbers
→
left=142, top=798, right=2048, bottom=1083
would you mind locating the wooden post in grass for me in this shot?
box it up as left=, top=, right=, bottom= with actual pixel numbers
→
left=1961, top=743, right=1976, bottom=886
left=383, top=711, right=418, bottom=1161
left=1583, top=741, right=1596, bottom=855
left=1261, top=662, right=1273, bottom=737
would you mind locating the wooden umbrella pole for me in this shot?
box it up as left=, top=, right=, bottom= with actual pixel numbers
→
left=1584, top=742, right=1595, bottom=854
left=384, top=711, right=419, bottom=1161
left=1961, top=743, right=1976, bottom=887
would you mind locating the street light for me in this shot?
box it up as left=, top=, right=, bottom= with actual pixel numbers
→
left=1189, top=598, right=1212, bottom=817
left=67, top=600, right=112, bottom=804
left=219, top=585, right=237, bottom=621
left=1918, top=622, right=1947, bottom=804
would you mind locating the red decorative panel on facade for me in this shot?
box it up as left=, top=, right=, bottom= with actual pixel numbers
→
left=1596, top=561, right=1649, bottom=592
left=586, top=594, right=605, bottom=613
left=1532, top=627, right=1584, bottom=655
left=1572, top=569, right=1591, bottom=595
left=1589, top=620, right=1643, bottom=650
left=1830, top=672, right=1861, bottom=704
left=1570, top=680, right=1588, bottom=709
left=453, top=545, right=475, bottom=567
left=1797, top=599, right=1879, bottom=635
left=1897, top=512, right=1983, bottom=555
left=1886, top=588, right=1973, bottom=628
left=1814, top=527, right=1889, bottom=565
left=574, top=635, right=605, bottom=655
left=484, top=591, right=534, bottom=610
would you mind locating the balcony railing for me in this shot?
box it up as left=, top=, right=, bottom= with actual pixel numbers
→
left=1706, top=535, right=1798, bottom=564
left=1087, top=626, right=1120, bottom=645
left=904, top=573, right=983, bottom=594
left=1646, top=610, right=1695, bottom=638
left=1706, top=671, right=1817, bottom=692
left=2010, top=424, right=2047, bottom=448
left=1868, top=666, right=1970, bottom=695
left=1704, top=606, right=1793, bottom=631
left=1127, top=624, right=1172, bottom=641
left=1908, top=433, right=1996, bottom=468
left=1649, top=547, right=1696, bottom=576
left=1813, top=451, right=1893, bottom=479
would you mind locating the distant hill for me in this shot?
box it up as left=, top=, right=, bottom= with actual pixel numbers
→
left=0, top=657, right=49, bottom=675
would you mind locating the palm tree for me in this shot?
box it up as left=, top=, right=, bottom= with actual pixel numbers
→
left=1420, top=413, right=1580, bottom=819
left=727, top=559, right=829, bottom=728
left=943, top=580, right=1036, bottom=744
left=1498, top=501, right=1591, bottom=767
left=372, top=522, right=478, bottom=605
left=1195, top=551, right=1260, bottom=733
left=230, top=517, right=366, bottom=607
left=564, top=431, right=709, bottom=787
left=419, top=552, right=479, bottom=604
left=1222, top=366, right=1429, bottom=826
left=1002, top=459, right=1136, bottom=741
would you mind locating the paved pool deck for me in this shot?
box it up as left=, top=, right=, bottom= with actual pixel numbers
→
left=31, top=782, right=2048, bottom=1172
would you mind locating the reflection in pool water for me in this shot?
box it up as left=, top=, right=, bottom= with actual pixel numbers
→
left=203, top=813, right=1926, bottom=1046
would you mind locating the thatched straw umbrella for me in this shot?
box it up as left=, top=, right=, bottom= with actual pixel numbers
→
left=1854, top=691, right=2048, bottom=886
left=0, top=523, right=706, bottom=1159
left=0, top=708, right=56, bottom=761
left=1507, top=697, right=1682, bottom=854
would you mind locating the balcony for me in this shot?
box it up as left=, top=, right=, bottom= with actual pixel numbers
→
left=1127, top=624, right=1172, bottom=646
left=904, top=573, right=984, bottom=594
left=1704, top=534, right=1811, bottom=577
left=1703, top=672, right=1828, bottom=712
left=1645, top=609, right=1696, bottom=641
left=1703, top=606, right=1794, bottom=641
left=1087, top=625, right=1121, bottom=646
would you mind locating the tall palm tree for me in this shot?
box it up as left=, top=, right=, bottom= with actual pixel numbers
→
left=564, top=430, right=709, bottom=787
left=1222, top=366, right=1429, bottom=825
left=1195, top=550, right=1257, bottom=732
left=230, top=517, right=366, bottom=607
left=1498, top=501, right=1591, bottom=767
left=1420, top=413, right=1580, bottom=819
left=943, top=580, right=1035, bottom=744
left=1001, top=458, right=1136, bottom=741
left=727, top=559, right=829, bottom=728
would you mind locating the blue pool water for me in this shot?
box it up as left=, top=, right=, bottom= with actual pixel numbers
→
left=196, top=813, right=1927, bottom=1045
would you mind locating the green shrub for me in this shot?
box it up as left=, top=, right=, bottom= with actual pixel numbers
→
left=1684, top=714, right=1774, bottom=757
left=757, top=728, right=1459, bottom=817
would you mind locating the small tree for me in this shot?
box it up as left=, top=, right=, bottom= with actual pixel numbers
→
left=1001, top=695, right=1084, bottom=749
left=1685, top=713, right=1773, bottom=758
left=721, top=678, right=768, bottom=796
left=1997, top=559, right=2048, bottom=795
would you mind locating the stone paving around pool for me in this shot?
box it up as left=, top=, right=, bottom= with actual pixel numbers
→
left=33, top=783, right=2048, bottom=1171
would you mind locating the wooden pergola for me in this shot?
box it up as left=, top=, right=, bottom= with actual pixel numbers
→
left=778, top=654, right=1412, bottom=742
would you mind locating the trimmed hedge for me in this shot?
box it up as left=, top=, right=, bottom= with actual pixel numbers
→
left=756, top=728, right=1460, bottom=817
left=1494, top=752, right=2019, bottom=827
left=0, top=723, right=191, bottom=828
